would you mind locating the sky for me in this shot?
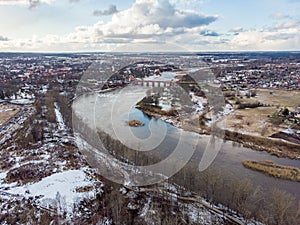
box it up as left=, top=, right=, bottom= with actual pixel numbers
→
left=0, top=0, right=299, bottom=52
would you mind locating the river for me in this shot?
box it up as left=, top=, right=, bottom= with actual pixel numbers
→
left=73, top=86, right=300, bottom=199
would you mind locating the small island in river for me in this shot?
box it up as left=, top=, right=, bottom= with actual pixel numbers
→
left=127, top=119, right=145, bottom=127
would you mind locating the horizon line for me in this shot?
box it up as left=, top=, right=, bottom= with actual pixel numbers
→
left=0, top=50, right=300, bottom=54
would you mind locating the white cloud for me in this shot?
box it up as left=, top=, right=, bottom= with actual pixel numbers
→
left=230, top=20, right=300, bottom=50
left=0, top=0, right=218, bottom=51
left=90, top=0, right=217, bottom=38
left=57, top=0, right=218, bottom=47
left=0, top=0, right=53, bottom=8
left=169, top=0, right=205, bottom=9
left=229, top=27, right=244, bottom=33
left=273, top=20, right=300, bottom=30
left=271, top=12, right=291, bottom=20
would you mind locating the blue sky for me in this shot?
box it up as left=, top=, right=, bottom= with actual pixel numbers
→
left=0, top=0, right=299, bottom=52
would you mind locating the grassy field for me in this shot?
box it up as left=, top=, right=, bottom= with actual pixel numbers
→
left=243, top=160, right=300, bottom=182
left=0, top=104, right=21, bottom=127
left=216, top=89, right=300, bottom=159
left=218, top=88, right=300, bottom=137
left=256, top=88, right=300, bottom=107
left=217, top=106, right=282, bottom=137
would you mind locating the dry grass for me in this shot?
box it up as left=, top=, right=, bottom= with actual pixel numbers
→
left=256, top=89, right=300, bottom=107
left=76, top=186, right=94, bottom=193
left=214, top=88, right=300, bottom=159
left=221, top=88, right=300, bottom=137
left=0, top=104, right=21, bottom=127
left=225, top=129, right=300, bottom=159
left=217, top=107, right=282, bottom=137
left=243, top=160, right=300, bottom=182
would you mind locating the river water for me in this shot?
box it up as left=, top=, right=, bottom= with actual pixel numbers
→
left=73, top=86, right=300, bottom=199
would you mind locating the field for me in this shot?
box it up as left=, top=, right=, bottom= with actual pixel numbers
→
left=256, top=88, right=300, bottom=107
left=214, top=88, right=300, bottom=159
left=218, top=88, right=300, bottom=137
left=0, top=104, right=21, bottom=127
left=217, top=106, right=282, bottom=137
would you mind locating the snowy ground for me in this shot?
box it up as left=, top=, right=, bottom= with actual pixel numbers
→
left=9, top=99, right=35, bottom=105
left=0, top=104, right=20, bottom=127
left=142, top=71, right=182, bottom=82
left=7, top=90, right=35, bottom=105
left=0, top=106, right=35, bottom=145
left=54, top=102, right=67, bottom=131
left=118, top=182, right=264, bottom=225
left=0, top=100, right=104, bottom=223
left=282, top=127, right=300, bottom=135
left=5, top=169, right=102, bottom=215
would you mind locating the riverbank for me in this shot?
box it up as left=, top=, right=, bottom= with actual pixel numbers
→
left=136, top=103, right=178, bottom=117
left=224, top=129, right=300, bottom=159
left=136, top=104, right=300, bottom=159
left=135, top=101, right=211, bottom=134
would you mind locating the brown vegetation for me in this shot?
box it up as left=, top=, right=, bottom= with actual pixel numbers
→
left=136, top=104, right=178, bottom=117
left=0, top=104, right=20, bottom=128
left=243, top=160, right=300, bottom=182
left=92, top=128, right=300, bottom=225
left=76, top=186, right=94, bottom=193
left=171, top=165, right=300, bottom=225
left=224, top=129, right=300, bottom=159
left=5, top=163, right=52, bottom=184
left=127, top=120, right=145, bottom=127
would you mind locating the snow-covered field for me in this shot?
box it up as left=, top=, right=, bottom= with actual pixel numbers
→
left=6, top=169, right=102, bottom=215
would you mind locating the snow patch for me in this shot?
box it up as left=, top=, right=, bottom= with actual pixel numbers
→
left=7, top=169, right=100, bottom=214
left=54, top=102, right=67, bottom=131
left=9, top=99, right=34, bottom=105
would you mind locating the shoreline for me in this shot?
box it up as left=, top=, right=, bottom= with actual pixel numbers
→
left=136, top=105, right=300, bottom=160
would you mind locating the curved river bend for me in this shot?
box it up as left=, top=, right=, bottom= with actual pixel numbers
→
left=73, top=87, right=300, bottom=199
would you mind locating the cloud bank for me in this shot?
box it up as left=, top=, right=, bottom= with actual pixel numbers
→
left=0, top=0, right=299, bottom=52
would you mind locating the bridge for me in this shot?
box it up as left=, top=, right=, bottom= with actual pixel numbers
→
left=132, top=79, right=176, bottom=87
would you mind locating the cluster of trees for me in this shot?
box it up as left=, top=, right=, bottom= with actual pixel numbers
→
left=171, top=164, right=300, bottom=225
left=86, top=179, right=225, bottom=225
left=80, top=125, right=300, bottom=225
left=14, top=82, right=74, bottom=148
left=138, top=94, right=160, bottom=108
left=270, top=107, right=300, bottom=126
left=236, top=101, right=263, bottom=109
left=0, top=82, right=20, bottom=99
